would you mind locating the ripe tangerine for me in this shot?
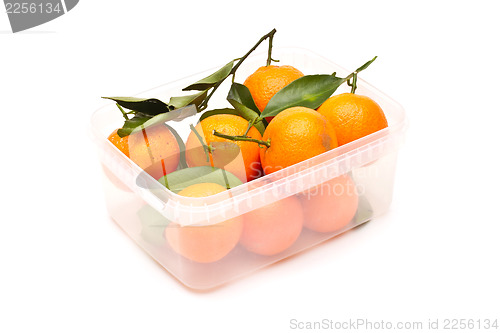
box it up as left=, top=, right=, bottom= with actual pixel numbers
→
left=164, top=183, right=243, bottom=263
left=240, top=195, right=303, bottom=256
left=317, top=93, right=388, bottom=146
left=243, top=65, right=304, bottom=122
left=128, top=124, right=180, bottom=180
left=260, top=107, right=338, bottom=175
left=300, top=175, right=359, bottom=233
left=185, top=114, right=262, bottom=182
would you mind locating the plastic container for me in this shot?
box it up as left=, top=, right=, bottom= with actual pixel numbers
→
left=90, top=48, right=407, bottom=290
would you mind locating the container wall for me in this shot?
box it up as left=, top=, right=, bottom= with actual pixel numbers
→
left=100, top=148, right=399, bottom=289
left=92, top=48, right=406, bottom=289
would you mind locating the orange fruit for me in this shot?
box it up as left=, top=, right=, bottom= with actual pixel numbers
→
left=128, top=124, right=180, bottom=180
left=240, top=195, right=303, bottom=256
left=108, top=128, right=130, bottom=157
left=300, top=175, right=359, bottom=233
left=185, top=114, right=262, bottom=182
left=104, top=129, right=131, bottom=191
left=164, top=183, right=243, bottom=263
left=243, top=65, right=304, bottom=122
left=317, top=93, right=388, bottom=146
left=260, top=107, right=338, bottom=175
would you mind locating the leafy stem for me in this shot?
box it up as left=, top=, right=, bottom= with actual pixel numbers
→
left=341, top=55, right=378, bottom=94
left=267, top=29, right=279, bottom=66
left=212, top=130, right=271, bottom=148
left=243, top=116, right=260, bottom=136
left=347, top=72, right=358, bottom=93
left=116, top=103, right=130, bottom=121
left=231, top=28, right=277, bottom=75
left=197, top=29, right=277, bottom=112
left=258, top=56, right=379, bottom=119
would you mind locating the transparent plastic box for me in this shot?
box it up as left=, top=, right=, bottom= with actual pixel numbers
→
left=90, top=48, right=407, bottom=290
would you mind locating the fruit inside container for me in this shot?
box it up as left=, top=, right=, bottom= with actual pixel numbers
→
left=92, top=29, right=406, bottom=289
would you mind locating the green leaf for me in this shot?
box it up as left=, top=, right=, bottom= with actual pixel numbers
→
left=352, top=194, right=374, bottom=225
left=199, top=108, right=241, bottom=122
left=158, top=166, right=243, bottom=193
left=226, top=83, right=267, bottom=135
left=182, top=60, right=234, bottom=91
left=227, top=83, right=260, bottom=113
left=260, top=74, right=345, bottom=118
left=137, top=204, right=171, bottom=246
left=228, top=100, right=266, bottom=136
left=103, top=97, right=174, bottom=116
left=117, top=114, right=150, bottom=137
left=169, top=90, right=208, bottom=109
left=118, top=105, right=197, bottom=138
left=355, top=56, right=377, bottom=73
left=165, top=124, right=188, bottom=169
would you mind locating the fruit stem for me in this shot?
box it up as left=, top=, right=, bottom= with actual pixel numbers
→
left=212, top=130, right=271, bottom=148
left=198, top=29, right=278, bottom=111
left=232, top=28, right=277, bottom=74
left=189, top=124, right=211, bottom=163
left=338, top=56, right=378, bottom=93
left=116, top=103, right=130, bottom=121
left=347, top=72, right=358, bottom=94
left=161, top=160, right=170, bottom=189
left=220, top=168, right=231, bottom=190
left=243, top=116, right=259, bottom=136
left=266, top=30, right=279, bottom=66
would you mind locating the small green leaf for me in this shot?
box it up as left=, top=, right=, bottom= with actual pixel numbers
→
left=355, top=56, right=377, bottom=73
left=134, top=106, right=195, bottom=135
left=227, top=83, right=260, bottom=114
left=260, top=74, right=345, bottom=118
left=182, top=60, right=234, bottom=91
left=169, top=90, right=208, bottom=109
left=226, top=82, right=266, bottom=135
left=132, top=113, right=179, bottom=133
left=103, top=97, right=173, bottom=116
left=199, top=108, right=241, bottom=122
left=158, top=166, right=243, bottom=193
left=228, top=100, right=266, bottom=135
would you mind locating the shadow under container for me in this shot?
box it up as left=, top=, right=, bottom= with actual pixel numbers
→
left=90, top=48, right=407, bottom=290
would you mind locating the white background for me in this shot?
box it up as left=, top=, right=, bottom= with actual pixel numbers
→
left=1, top=1, right=499, bottom=332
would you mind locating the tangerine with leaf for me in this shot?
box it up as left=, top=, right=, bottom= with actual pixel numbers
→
left=243, top=65, right=304, bottom=122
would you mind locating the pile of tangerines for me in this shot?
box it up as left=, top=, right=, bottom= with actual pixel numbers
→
left=105, top=29, right=388, bottom=264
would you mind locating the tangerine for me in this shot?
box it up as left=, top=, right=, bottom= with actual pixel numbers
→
left=185, top=114, right=262, bottom=182
left=317, top=93, right=388, bottom=146
left=164, top=183, right=243, bottom=263
left=128, top=124, right=180, bottom=180
left=260, top=107, right=338, bottom=175
left=300, top=175, right=359, bottom=233
left=243, top=65, right=304, bottom=122
left=107, top=128, right=130, bottom=157
left=240, top=195, right=303, bottom=256
left=104, top=129, right=131, bottom=191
